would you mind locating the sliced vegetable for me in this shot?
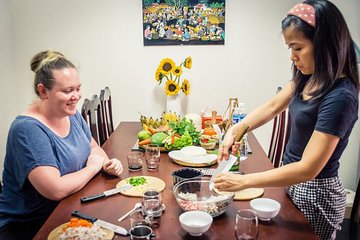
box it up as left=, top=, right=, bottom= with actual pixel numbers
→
left=127, top=177, right=147, bottom=186
left=138, top=139, right=151, bottom=145
left=147, top=127, right=156, bottom=135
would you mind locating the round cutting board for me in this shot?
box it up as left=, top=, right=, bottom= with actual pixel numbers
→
left=116, top=176, right=166, bottom=197
left=216, top=188, right=264, bottom=201
left=47, top=222, right=114, bottom=240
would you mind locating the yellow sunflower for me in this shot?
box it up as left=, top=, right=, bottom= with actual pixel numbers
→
left=159, top=58, right=175, bottom=74
left=166, top=80, right=180, bottom=96
left=184, top=57, right=192, bottom=69
left=155, top=68, right=163, bottom=82
left=173, top=66, right=182, bottom=77
left=181, top=79, right=190, bottom=95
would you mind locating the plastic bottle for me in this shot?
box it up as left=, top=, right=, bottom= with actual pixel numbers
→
left=232, top=107, right=241, bottom=125
left=238, top=102, right=246, bottom=121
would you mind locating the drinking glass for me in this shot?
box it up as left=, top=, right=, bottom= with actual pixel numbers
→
left=127, top=152, right=143, bottom=171
left=129, top=209, right=152, bottom=228
left=145, top=144, right=160, bottom=171
left=142, top=190, right=162, bottom=218
left=235, top=209, right=258, bottom=240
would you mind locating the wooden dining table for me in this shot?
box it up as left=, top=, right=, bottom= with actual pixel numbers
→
left=34, top=121, right=318, bottom=240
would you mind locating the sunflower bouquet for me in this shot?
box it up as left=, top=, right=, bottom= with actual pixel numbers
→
left=155, top=57, right=192, bottom=96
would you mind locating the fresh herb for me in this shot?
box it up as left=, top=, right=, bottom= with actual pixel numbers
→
left=165, top=132, right=193, bottom=150
left=169, top=118, right=200, bottom=145
left=127, top=177, right=147, bottom=186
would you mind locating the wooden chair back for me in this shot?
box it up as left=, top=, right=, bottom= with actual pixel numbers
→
left=81, top=94, right=106, bottom=146
left=351, top=177, right=360, bottom=223
left=100, top=87, right=114, bottom=142
left=268, top=88, right=291, bottom=168
left=337, top=178, right=360, bottom=239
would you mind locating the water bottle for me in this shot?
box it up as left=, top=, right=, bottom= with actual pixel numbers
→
left=232, top=107, right=241, bottom=125
left=238, top=102, right=246, bottom=121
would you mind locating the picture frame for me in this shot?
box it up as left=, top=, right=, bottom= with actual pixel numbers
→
left=143, top=0, right=225, bottom=46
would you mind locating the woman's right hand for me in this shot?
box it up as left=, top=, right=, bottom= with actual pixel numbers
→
left=86, top=154, right=104, bottom=174
left=217, top=127, right=241, bottom=162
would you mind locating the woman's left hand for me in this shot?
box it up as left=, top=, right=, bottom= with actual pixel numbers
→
left=103, top=158, right=123, bottom=177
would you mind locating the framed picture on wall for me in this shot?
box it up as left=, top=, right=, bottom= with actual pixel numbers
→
left=143, top=0, right=225, bottom=46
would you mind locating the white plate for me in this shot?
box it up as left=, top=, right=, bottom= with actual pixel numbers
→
left=169, top=150, right=217, bottom=164
left=180, top=146, right=207, bottom=156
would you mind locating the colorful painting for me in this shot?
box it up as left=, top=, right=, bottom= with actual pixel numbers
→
left=143, top=0, right=225, bottom=46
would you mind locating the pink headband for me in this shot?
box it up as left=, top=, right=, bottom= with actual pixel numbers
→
left=287, top=3, right=316, bottom=28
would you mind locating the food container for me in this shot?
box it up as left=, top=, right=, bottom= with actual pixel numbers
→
left=250, top=198, right=281, bottom=221
left=199, top=139, right=217, bottom=150
left=171, top=168, right=204, bottom=185
left=179, top=211, right=213, bottom=236
left=173, top=179, right=234, bottom=217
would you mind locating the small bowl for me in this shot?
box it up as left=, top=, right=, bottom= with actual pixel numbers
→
left=250, top=198, right=281, bottom=221
left=179, top=210, right=213, bottom=236
left=171, top=168, right=204, bottom=185
left=199, top=139, right=217, bottom=150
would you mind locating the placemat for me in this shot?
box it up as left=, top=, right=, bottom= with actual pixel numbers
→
left=216, top=188, right=264, bottom=201
left=116, top=176, right=165, bottom=197
left=48, top=222, right=114, bottom=240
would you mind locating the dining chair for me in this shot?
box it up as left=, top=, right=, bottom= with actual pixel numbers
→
left=336, top=177, right=360, bottom=239
left=81, top=94, right=106, bottom=146
left=267, top=87, right=291, bottom=168
left=100, top=87, right=114, bottom=142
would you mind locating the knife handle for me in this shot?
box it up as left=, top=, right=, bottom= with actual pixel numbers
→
left=80, top=193, right=106, bottom=203
left=72, top=210, right=97, bottom=222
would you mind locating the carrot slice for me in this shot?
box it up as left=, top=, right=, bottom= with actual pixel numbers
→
left=138, top=139, right=151, bottom=145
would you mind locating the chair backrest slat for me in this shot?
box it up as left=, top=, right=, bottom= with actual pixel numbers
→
left=100, top=87, right=114, bottom=143
left=81, top=94, right=106, bottom=146
left=268, top=88, right=291, bottom=168
left=268, top=108, right=290, bottom=168
left=351, top=177, right=360, bottom=223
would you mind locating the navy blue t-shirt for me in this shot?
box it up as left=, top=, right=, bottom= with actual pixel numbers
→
left=283, top=78, right=358, bottom=178
left=0, top=111, right=91, bottom=227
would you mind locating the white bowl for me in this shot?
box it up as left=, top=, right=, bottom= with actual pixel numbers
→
left=179, top=210, right=213, bottom=236
left=250, top=198, right=281, bottom=221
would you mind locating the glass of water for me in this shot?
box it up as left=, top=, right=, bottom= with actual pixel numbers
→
left=145, top=144, right=160, bottom=171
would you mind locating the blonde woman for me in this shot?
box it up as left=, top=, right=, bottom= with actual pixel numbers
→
left=0, top=50, right=123, bottom=239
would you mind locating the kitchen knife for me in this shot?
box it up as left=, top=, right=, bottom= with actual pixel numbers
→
left=81, top=184, right=132, bottom=203
left=209, top=124, right=249, bottom=191
left=72, top=210, right=128, bottom=236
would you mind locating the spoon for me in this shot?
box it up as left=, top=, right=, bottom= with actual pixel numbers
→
left=118, top=202, right=142, bottom=222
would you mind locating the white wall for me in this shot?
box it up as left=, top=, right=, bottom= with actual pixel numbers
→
left=1, top=0, right=359, bottom=190
left=0, top=0, right=16, bottom=180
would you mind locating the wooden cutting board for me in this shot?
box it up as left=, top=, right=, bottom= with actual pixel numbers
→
left=116, top=176, right=166, bottom=197
left=216, top=188, right=264, bottom=201
left=47, top=222, right=114, bottom=240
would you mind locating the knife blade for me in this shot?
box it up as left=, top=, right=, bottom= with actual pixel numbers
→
left=209, top=124, right=249, bottom=191
left=72, top=210, right=128, bottom=236
left=81, top=184, right=132, bottom=203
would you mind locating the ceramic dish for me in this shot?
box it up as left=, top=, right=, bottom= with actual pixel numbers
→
left=168, top=151, right=217, bottom=167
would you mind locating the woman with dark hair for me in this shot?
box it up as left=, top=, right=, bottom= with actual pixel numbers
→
left=215, top=1, right=359, bottom=239
left=0, top=50, right=124, bottom=239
